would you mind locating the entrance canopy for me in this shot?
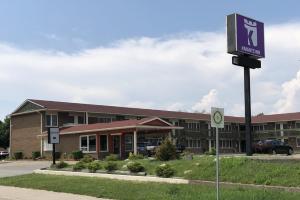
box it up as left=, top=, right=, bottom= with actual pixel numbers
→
left=57, top=117, right=182, bottom=156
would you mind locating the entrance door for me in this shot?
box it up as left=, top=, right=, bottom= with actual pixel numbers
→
left=112, top=135, right=121, bottom=156
left=241, top=140, right=246, bottom=153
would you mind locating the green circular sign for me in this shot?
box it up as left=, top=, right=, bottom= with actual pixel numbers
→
left=213, top=111, right=223, bottom=124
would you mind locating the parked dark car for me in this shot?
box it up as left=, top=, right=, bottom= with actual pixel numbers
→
left=146, top=142, right=186, bottom=156
left=0, top=151, right=9, bottom=159
left=253, top=140, right=293, bottom=155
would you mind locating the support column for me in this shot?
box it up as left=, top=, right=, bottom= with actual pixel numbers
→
left=133, top=130, right=137, bottom=155
left=280, top=123, right=284, bottom=142
left=85, top=112, right=89, bottom=124
left=208, top=123, right=212, bottom=151
left=96, top=134, right=100, bottom=159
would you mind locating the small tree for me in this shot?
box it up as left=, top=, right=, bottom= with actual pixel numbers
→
left=0, top=117, right=10, bottom=149
left=155, top=139, right=177, bottom=161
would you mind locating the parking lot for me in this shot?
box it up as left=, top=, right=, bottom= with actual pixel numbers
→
left=0, top=160, right=51, bottom=178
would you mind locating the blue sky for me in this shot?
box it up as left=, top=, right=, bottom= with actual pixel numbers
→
left=1, top=1, right=300, bottom=51
left=1, top=1, right=300, bottom=119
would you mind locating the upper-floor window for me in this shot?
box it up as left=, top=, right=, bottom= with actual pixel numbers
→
left=97, top=117, right=112, bottom=123
left=46, top=114, right=58, bottom=127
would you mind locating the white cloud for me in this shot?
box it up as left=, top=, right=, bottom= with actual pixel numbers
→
left=274, top=71, right=300, bottom=113
left=1, top=21, right=300, bottom=119
left=191, top=89, right=219, bottom=113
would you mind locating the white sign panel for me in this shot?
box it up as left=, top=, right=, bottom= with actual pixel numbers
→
left=48, top=127, right=60, bottom=144
left=211, top=107, right=224, bottom=128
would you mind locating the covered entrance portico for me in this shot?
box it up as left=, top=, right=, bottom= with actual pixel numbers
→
left=58, top=117, right=182, bottom=159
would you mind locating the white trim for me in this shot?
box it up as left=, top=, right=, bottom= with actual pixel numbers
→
left=60, top=125, right=183, bottom=135
left=11, top=99, right=45, bottom=114
left=99, top=134, right=109, bottom=152
left=79, top=134, right=97, bottom=153
left=10, top=109, right=46, bottom=117
left=139, top=117, right=174, bottom=126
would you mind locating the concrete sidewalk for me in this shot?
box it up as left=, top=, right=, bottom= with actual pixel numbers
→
left=0, top=186, right=111, bottom=200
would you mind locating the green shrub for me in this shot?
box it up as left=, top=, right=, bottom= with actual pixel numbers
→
left=155, top=139, right=177, bottom=161
left=104, top=161, right=118, bottom=171
left=32, top=151, right=41, bottom=160
left=127, top=161, right=144, bottom=173
left=51, top=161, right=68, bottom=169
left=105, top=154, right=119, bottom=161
left=181, top=150, right=194, bottom=160
left=72, top=161, right=86, bottom=171
left=87, top=161, right=102, bottom=173
left=205, top=148, right=216, bottom=155
left=155, top=163, right=176, bottom=178
left=56, top=161, right=68, bottom=169
left=72, top=151, right=83, bottom=160
left=128, top=152, right=144, bottom=160
left=80, top=155, right=94, bottom=163
left=14, top=151, right=23, bottom=160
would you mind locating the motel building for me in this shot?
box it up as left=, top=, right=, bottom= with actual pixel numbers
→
left=9, top=99, right=300, bottom=159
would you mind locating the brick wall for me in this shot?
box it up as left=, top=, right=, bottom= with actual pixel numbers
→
left=11, top=112, right=41, bottom=158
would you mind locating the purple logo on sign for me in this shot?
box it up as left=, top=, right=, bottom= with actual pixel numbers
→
left=236, top=14, right=265, bottom=58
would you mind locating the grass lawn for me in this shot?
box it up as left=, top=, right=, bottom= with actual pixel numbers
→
left=91, top=156, right=300, bottom=187
left=0, top=174, right=299, bottom=200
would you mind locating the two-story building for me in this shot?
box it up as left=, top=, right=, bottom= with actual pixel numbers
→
left=9, top=99, right=300, bottom=159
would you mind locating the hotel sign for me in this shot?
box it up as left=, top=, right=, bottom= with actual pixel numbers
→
left=227, top=13, right=265, bottom=59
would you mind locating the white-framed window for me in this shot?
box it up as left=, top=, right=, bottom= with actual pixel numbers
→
left=125, top=134, right=133, bottom=152
left=186, top=139, right=201, bottom=148
left=80, top=135, right=96, bottom=153
left=220, top=140, right=232, bottom=148
left=43, top=138, right=53, bottom=151
left=296, top=138, right=300, bottom=147
left=46, top=114, right=58, bottom=127
left=100, top=135, right=108, bottom=152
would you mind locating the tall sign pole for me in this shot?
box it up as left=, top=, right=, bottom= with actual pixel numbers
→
left=211, top=107, right=224, bottom=200
left=227, top=13, right=265, bottom=156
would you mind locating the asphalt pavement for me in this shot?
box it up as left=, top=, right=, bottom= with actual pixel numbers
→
left=0, top=160, right=51, bottom=178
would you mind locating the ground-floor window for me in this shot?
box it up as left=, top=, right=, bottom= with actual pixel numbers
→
left=296, top=138, right=300, bottom=147
left=43, top=138, right=53, bottom=151
left=100, top=135, right=108, bottom=152
left=220, top=140, right=232, bottom=148
left=186, top=139, right=201, bottom=148
left=125, top=134, right=133, bottom=152
left=80, top=135, right=96, bottom=152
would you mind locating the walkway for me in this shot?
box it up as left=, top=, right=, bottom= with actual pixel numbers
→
left=0, top=185, right=110, bottom=200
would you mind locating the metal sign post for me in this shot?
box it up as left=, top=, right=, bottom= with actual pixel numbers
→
left=48, top=127, right=60, bottom=165
left=227, top=13, right=265, bottom=156
left=211, top=107, right=224, bottom=200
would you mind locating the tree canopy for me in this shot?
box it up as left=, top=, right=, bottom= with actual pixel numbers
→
left=0, top=117, right=10, bottom=149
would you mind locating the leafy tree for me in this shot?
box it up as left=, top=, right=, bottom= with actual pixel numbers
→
left=0, top=117, right=10, bottom=149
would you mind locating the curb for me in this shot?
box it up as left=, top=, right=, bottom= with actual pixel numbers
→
left=34, top=169, right=188, bottom=184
